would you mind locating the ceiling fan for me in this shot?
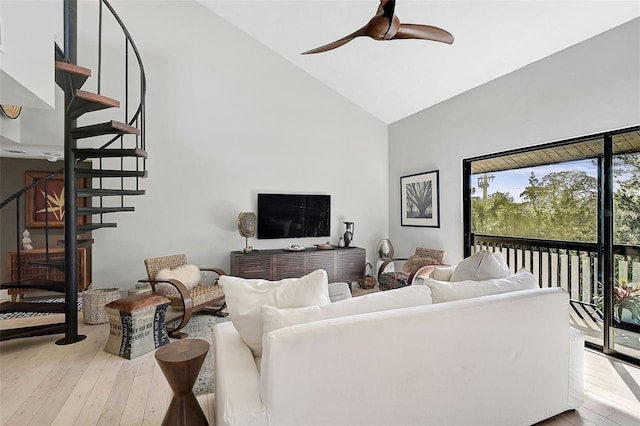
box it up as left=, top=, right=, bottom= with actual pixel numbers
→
left=302, top=0, right=454, bottom=55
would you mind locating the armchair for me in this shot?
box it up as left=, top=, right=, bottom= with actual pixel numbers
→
left=378, top=247, right=447, bottom=290
left=139, top=254, right=227, bottom=338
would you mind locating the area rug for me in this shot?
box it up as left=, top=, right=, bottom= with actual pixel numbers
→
left=182, top=314, right=231, bottom=396
left=0, top=295, right=83, bottom=320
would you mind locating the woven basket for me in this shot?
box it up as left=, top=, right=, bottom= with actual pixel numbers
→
left=378, top=272, right=410, bottom=291
left=83, top=288, right=121, bottom=324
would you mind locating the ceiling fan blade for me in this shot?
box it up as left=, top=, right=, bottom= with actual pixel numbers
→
left=376, top=0, right=397, bottom=39
left=392, top=24, right=454, bottom=44
left=302, top=35, right=359, bottom=55
left=302, top=28, right=368, bottom=55
left=302, top=0, right=453, bottom=54
left=379, top=0, right=395, bottom=18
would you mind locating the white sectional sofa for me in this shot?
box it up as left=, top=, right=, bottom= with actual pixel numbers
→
left=214, top=267, right=584, bottom=426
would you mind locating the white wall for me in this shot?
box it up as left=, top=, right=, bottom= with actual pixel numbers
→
left=82, top=1, right=388, bottom=289
left=388, top=18, right=640, bottom=265
left=0, top=0, right=56, bottom=108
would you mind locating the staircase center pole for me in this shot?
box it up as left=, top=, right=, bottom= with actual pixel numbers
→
left=57, top=0, right=86, bottom=345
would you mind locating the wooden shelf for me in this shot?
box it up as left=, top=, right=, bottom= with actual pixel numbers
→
left=7, top=247, right=91, bottom=301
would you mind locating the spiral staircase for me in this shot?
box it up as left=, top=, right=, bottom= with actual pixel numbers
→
left=0, top=0, right=147, bottom=344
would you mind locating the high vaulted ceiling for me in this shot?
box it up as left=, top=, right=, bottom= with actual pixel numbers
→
left=200, top=0, right=640, bottom=124
left=2, top=1, right=639, bottom=160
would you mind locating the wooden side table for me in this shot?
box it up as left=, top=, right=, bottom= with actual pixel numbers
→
left=155, top=339, right=210, bottom=426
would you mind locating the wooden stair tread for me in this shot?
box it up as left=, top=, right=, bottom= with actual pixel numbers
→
left=74, top=147, right=148, bottom=159
left=69, top=89, right=120, bottom=119
left=75, top=169, right=148, bottom=178
left=57, top=239, right=95, bottom=247
left=0, top=323, right=67, bottom=342
left=30, top=258, right=65, bottom=270
left=0, top=301, right=66, bottom=314
left=55, top=61, right=91, bottom=76
left=55, top=61, right=91, bottom=90
left=72, top=121, right=140, bottom=139
left=77, top=188, right=146, bottom=197
left=0, top=278, right=65, bottom=293
left=78, top=223, right=118, bottom=233
left=77, top=206, right=135, bottom=215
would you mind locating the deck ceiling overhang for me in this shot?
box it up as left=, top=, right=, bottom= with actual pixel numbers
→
left=471, top=131, right=640, bottom=174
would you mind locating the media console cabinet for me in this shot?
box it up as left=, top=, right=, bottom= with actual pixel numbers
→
left=230, top=247, right=365, bottom=285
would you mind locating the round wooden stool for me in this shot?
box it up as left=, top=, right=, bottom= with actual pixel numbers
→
left=155, top=339, right=210, bottom=426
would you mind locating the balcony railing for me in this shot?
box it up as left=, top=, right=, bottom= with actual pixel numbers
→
left=472, top=234, right=640, bottom=335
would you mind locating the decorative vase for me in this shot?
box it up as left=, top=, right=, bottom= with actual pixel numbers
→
left=343, top=222, right=354, bottom=247
left=376, top=239, right=394, bottom=258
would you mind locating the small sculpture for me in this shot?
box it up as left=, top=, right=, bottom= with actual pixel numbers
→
left=238, top=212, right=257, bottom=252
left=22, top=229, right=34, bottom=250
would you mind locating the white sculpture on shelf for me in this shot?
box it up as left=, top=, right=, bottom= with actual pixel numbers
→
left=22, top=229, right=34, bottom=250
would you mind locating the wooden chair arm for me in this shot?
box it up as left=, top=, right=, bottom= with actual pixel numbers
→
left=377, top=257, right=408, bottom=282
left=405, top=263, right=449, bottom=286
left=198, top=266, right=227, bottom=278
left=138, top=278, right=193, bottom=334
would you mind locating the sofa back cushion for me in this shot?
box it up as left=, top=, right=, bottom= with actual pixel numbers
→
left=450, top=250, right=510, bottom=282
left=431, top=265, right=456, bottom=281
left=262, top=285, right=433, bottom=339
left=422, top=268, right=537, bottom=303
left=219, top=269, right=331, bottom=357
left=259, top=288, right=573, bottom=426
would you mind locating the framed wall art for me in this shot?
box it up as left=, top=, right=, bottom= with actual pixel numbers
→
left=25, top=171, right=87, bottom=228
left=400, top=170, right=440, bottom=228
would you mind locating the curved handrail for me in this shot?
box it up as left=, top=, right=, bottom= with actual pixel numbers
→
left=0, top=168, right=63, bottom=209
left=100, top=0, right=146, bottom=149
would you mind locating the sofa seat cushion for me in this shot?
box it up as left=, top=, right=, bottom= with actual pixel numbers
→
left=219, top=269, right=331, bottom=357
left=450, top=250, right=510, bottom=282
left=262, top=285, right=433, bottom=339
left=423, top=268, right=538, bottom=303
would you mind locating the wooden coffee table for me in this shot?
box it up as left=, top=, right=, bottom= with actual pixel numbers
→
left=155, top=339, right=210, bottom=426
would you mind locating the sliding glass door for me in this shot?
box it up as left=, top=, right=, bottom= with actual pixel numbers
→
left=610, top=133, right=640, bottom=359
left=463, top=127, right=640, bottom=363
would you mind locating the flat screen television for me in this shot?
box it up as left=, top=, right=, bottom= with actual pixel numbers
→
left=257, top=194, right=331, bottom=239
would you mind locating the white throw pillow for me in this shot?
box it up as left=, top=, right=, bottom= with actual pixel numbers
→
left=492, top=251, right=509, bottom=270
left=262, top=285, right=433, bottom=340
left=219, top=269, right=331, bottom=357
left=154, top=264, right=201, bottom=296
left=431, top=266, right=456, bottom=281
left=450, top=251, right=511, bottom=282
left=423, top=268, right=538, bottom=303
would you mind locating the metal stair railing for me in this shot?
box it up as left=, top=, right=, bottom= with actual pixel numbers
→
left=0, top=169, right=64, bottom=281
left=78, top=0, right=147, bottom=225
left=0, top=0, right=147, bottom=343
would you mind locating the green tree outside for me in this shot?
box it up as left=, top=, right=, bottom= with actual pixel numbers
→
left=472, top=155, right=638, bottom=244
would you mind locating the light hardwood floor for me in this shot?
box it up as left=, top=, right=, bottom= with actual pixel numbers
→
left=1, top=313, right=640, bottom=426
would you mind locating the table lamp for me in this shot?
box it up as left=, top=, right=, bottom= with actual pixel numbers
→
left=376, top=239, right=394, bottom=258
